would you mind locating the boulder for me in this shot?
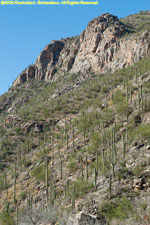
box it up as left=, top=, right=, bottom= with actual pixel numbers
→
left=67, top=212, right=106, bottom=225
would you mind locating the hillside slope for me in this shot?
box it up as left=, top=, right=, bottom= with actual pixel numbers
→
left=0, top=11, right=150, bottom=225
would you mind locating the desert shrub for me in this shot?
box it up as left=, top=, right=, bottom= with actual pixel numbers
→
left=0, top=211, right=15, bottom=225
left=69, top=178, right=94, bottom=198
left=140, top=202, right=147, bottom=211
left=132, top=163, right=144, bottom=176
left=86, top=132, right=104, bottom=154
left=117, top=163, right=132, bottom=180
left=37, top=150, right=48, bottom=161
left=31, top=163, right=46, bottom=182
left=99, top=197, right=133, bottom=221
left=78, top=113, right=91, bottom=133
left=0, top=126, right=6, bottom=137
left=43, top=106, right=51, bottom=118
left=129, top=124, right=150, bottom=142
left=113, top=90, right=127, bottom=116
left=20, top=157, right=32, bottom=169
left=20, top=191, right=27, bottom=200
left=90, top=132, right=101, bottom=149
left=90, top=154, right=109, bottom=176
left=67, top=157, right=79, bottom=173
left=88, top=111, right=101, bottom=126
left=144, top=99, right=150, bottom=112
left=18, top=202, right=61, bottom=225
left=100, top=108, right=114, bottom=124
left=0, top=174, right=7, bottom=191
left=14, top=126, right=23, bottom=135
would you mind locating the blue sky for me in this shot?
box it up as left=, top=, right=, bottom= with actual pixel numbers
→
left=0, top=0, right=149, bottom=95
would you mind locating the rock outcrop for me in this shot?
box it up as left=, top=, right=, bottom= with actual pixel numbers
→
left=67, top=212, right=106, bottom=225
left=13, top=13, right=150, bottom=86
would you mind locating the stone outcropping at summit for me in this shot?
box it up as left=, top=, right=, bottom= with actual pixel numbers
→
left=13, top=13, right=150, bottom=86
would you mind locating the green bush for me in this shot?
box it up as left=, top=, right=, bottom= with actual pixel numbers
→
left=20, top=157, right=32, bottom=169
left=117, top=163, right=131, bottom=180
left=129, top=124, right=150, bottom=142
left=144, top=99, right=150, bottom=112
left=0, top=126, right=6, bottom=137
left=113, top=90, right=127, bottom=116
left=14, top=126, right=23, bottom=135
left=67, top=158, right=79, bottom=173
left=91, top=155, right=108, bottom=176
left=31, top=163, right=46, bottom=182
left=99, top=197, right=133, bottom=221
left=78, top=113, right=91, bottom=133
left=0, top=174, right=7, bottom=191
left=101, top=108, right=114, bottom=124
left=19, top=191, right=27, bottom=200
left=140, top=202, right=147, bottom=211
left=132, top=163, right=143, bottom=176
left=37, top=150, right=48, bottom=161
left=69, top=178, right=94, bottom=198
left=0, top=211, right=15, bottom=225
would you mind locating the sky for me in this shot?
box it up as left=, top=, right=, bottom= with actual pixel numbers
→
left=0, top=0, right=149, bottom=95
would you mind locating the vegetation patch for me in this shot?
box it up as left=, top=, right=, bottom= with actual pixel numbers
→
left=31, top=163, right=47, bottom=182
left=129, top=124, right=150, bottom=142
left=69, top=178, right=94, bottom=198
left=0, top=211, right=15, bottom=225
left=99, top=197, right=133, bottom=221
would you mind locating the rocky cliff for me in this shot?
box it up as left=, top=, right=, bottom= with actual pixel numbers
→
left=13, top=13, right=150, bottom=86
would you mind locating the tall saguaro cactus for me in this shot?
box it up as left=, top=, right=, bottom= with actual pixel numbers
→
left=13, top=161, right=17, bottom=205
left=135, top=67, right=138, bottom=84
left=72, top=127, right=75, bottom=151
left=85, top=156, right=89, bottom=180
left=123, top=134, right=126, bottom=159
left=109, top=174, right=112, bottom=199
left=45, top=155, right=49, bottom=205
left=94, top=167, right=98, bottom=189
left=72, top=185, right=76, bottom=211
left=66, top=129, right=69, bottom=150
left=28, top=190, right=33, bottom=216
left=111, top=126, right=117, bottom=179
left=60, top=160, right=63, bottom=180
left=5, top=190, right=9, bottom=213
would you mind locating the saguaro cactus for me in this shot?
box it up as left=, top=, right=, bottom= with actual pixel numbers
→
left=111, top=126, right=117, bottom=179
left=135, top=67, right=138, bottom=84
left=5, top=190, right=9, bottom=213
left=126, top=85, right=129, bottom=103
left=138, top=85, right=143, bottom=112
left=140, top=85, right=143, bottom=111
left=60, top=160, right=63, bottom=180
left=130, top=84, right=132, bottom=103
left=3, top=172, right=7, bottom=190
left=123, top=134, right=126, bottom=159
left=16, top=205, right=19, bottom=225
left=45, top=155, right=49, bottom=205
left=13, top=161, right=17, bottom=204
left=80, top=157, right=84, bottom=180
left=94, top=167, right=98, bottom=189
left=72, top=185, right=76, bottom=211
left=96, top=150, right=99, bottom=171
left=85, top=156, right=89, bottom=180
left=28, top=190, right=33, bottom=216
left=109, top=174, right=112, bottom=199
left=66, top=130, right=69, bottom=150
left=72, top=127, right=75, bottom=150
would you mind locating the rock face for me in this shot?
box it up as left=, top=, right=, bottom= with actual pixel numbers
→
left=13, top=13, right=150, bottom=86
left=67, top=212, right=106, bottom=225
